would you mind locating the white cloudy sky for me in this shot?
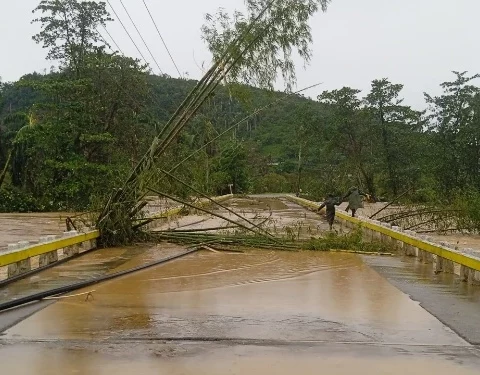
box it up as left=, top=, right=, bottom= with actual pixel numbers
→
left=1, top=0, right=479, bottom=108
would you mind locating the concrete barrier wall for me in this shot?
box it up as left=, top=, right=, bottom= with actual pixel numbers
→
left=285, top=195, right=480, bottom=285
left=0, top=230, right=99, bottom=282
left=0, top=194, right=234, bottom=282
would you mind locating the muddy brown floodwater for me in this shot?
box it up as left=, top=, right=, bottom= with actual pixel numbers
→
left=0, top=213, right=68, bottom=249
left=1, top=250, right=480, bottom=374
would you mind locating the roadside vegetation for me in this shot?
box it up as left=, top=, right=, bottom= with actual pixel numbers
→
left=1, top=0, right=480, bottom=235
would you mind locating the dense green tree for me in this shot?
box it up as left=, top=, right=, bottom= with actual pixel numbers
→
left=7, top=51, right=152, bottom=209
left=32, top=0, right=112, bottom=77
left=318, top=87, right=378, bottom=195
left=365, top=79, right=423, bottom=195
left=425, top=71, right=480, bottom=193
left=211, top=140, right=250, bottom=194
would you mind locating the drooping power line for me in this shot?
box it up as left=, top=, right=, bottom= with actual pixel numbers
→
left=118, top=0, right=164, bottom=75
left=106, top=0, right=150, bottom=68
left=100, top=24, right=124, bottom=55
left=142, top=0, right=183, bottom=78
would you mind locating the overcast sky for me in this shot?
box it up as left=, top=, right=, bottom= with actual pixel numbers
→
left=1, top=0, right=479, bottom=109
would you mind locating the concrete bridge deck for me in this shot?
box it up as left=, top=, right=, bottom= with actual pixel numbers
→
left=0, top=196, right=479, bottom=374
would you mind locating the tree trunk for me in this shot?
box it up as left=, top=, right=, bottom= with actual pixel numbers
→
left=296, top=144, right=303, bottom=196
left=0, top=149, right=12, bottom=189
left=379, top=104, right=398, bottom=195
left=358, top=163, right=376, bottom=196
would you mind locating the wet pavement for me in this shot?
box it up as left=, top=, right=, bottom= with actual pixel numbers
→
left=154, top=196, right=336, bottom=238
left=0, top=196, right=480, bottom=373
left=364, top=254, right=480, bottom=344
left=0, top=243, right=188, bottom=304
left=1, top=250, right=480, bottom=374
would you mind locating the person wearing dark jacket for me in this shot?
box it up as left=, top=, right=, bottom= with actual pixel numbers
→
left=318, top=194, right=341, bottom=230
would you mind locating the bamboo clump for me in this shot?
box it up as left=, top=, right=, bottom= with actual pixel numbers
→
left=95, top=1, right=290, bottom=246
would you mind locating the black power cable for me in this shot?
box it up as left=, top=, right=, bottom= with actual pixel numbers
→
left=142, top=0, right=182, bottom=78
left=119, top=0, right=164, bottom=75
left=99, top=24, right=124, bottom=54
left=106, top=0, right=150, bottom=67
left=0, top=247, right=200, bottom=312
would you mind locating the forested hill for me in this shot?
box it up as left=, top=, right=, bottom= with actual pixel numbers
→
left=0, top=70, right=322, bottom=211
left=1, top=70, right=480, bottom=217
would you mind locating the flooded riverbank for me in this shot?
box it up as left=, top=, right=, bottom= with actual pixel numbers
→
left=0, top=213, right=68, bottom=249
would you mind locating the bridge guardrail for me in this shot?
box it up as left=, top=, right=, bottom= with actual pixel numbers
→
left=0, top=194, right=233, bottom=281
left=285, top=195, right=480, bottom=284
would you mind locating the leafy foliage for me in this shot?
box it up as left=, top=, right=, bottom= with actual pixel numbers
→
left=1, top=0, right=480, bottom=237
left=32, top=0, right=112, bottom=75
left=201, top=0, right=331, bottom=90
left=424, top=71, right=480, bottom=193
left=305, top=227, right=391, bottom=253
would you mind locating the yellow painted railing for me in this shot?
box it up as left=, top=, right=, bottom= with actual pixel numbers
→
left=0, top=194, right=234, bottom=268
left=0, top=231, right=99, bottom=267
left=286, top=195, right=480, bottom=272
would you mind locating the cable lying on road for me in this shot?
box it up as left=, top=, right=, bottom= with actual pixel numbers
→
left=0, top=247, right=201, bottom=313
left=43, top=290, right=96, bottom=301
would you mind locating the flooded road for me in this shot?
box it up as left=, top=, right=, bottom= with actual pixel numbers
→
left=0, top=243, right=187, bottom=303
left=1, top=250, right=480, bottom=374
left=1, top=196, right=480, bottom=373
left=154, top=196, right=336, bottom=238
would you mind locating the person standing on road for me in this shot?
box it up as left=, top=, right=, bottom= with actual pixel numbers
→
left=318, top=194, right=341, bottom=230
left=342, top=187, right=367, bottom=218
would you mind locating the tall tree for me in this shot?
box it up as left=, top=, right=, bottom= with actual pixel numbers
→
left=365, top=78, right=422, bottom=195
left=318, top=87, right=378, bottom=195
left=8, top=51, right=151, bottom=208
left=425, top=71, right=480, bottom=192
left=32, top=0, right=112, bottom=77
left=202, top=0, right=331, bottom=91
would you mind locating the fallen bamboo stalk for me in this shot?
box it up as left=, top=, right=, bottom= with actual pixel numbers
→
left=405, top=217, right=441, bottom=230
left=158, top=168, right=276, bottom=239
left=370, top=187, right=414, bottom=219
left=158, top=225, right=240, bottom=233
left=416, top=228, right=459, bottom=234
left=200, top=245, right=220, bottom=253
left=380, top=209, right=460, bottom=223
left=129, top=201, right=148, bottom=218
left=147, top=188, right=279, bottom=243
left=152, top=233, right=301, bottom=250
